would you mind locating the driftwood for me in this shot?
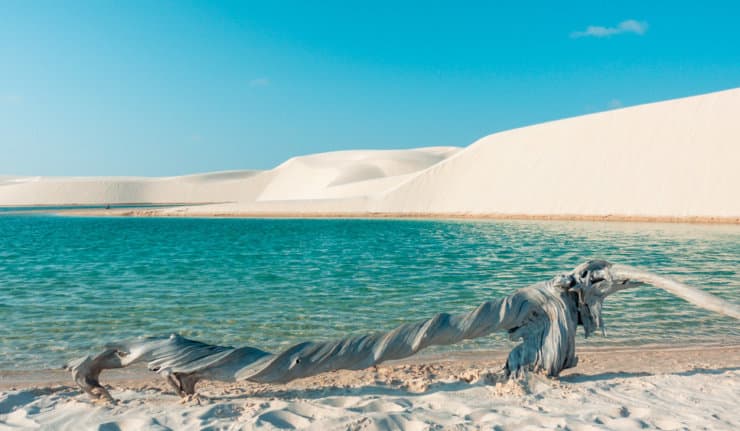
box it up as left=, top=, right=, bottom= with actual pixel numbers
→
left=66, top=260, right=740, bottom=402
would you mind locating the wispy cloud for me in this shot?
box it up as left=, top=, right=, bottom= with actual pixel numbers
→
left=607, top=99, right=623, bottom=109
left=571, top=19, right=648, bottom=38
left=249, top=78, right=270, bottom=88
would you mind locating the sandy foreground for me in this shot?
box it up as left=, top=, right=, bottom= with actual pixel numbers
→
left=1, top=344, right=738, bottom=430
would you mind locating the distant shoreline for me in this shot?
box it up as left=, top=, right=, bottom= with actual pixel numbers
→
left=53, top=207, right=740, bottom=224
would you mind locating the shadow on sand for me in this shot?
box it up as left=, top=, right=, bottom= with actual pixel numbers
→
left=560, top=366, right=739, bottom=383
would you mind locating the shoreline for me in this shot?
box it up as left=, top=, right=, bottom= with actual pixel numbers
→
left=44, top=207, right=740, bottom=224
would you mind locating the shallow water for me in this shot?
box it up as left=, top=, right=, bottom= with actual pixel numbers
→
left=0, top=215, right=738, bottom=370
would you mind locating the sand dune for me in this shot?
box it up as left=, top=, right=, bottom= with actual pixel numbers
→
left=0, top=148, right=460, bottom=208
left=1, top=88, right=738, bottom=221
left=0, top=171, right=268, bottom=206
left=256, top=147, right=459, bottom=201
left=375, top=88, right=740, bottom=219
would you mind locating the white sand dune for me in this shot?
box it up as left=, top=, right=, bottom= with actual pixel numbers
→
left=256, top=147, right=460, bottom=201
left=0, top=148, right=460, bottom=208
left=0, top=171, right=268, bottom=206
left=374, top=88, right=740, bottom=219
left=1, top=88, right=738, bottom=221
left=1, top=346, right=738, bottom=430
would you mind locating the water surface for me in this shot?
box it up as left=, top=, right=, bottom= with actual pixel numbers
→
left=1, top=215, right=738, bottom=370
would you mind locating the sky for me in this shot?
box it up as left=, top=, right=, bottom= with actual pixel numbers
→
left=1, top=1, right=739, bottom=176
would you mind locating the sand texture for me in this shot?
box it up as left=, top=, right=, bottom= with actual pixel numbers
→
left=1, top=345, right=738, bottom=430
left=2, top=88, right=739, bottom=221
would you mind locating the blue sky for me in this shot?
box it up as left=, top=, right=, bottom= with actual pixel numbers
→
left=1, top=1, right=739, bottom=176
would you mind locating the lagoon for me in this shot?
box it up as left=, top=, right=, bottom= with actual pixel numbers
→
left=1, top=215, right=738, bottom=370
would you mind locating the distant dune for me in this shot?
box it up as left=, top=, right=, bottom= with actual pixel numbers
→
left=2, top=88, right=738, bottom=221
left=0, top=171, right=268, bottom=206
left=0, top=147, right=460, bottom=208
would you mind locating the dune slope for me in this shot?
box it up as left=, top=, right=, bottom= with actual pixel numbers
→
left=374, top=88, right=740, bottom=218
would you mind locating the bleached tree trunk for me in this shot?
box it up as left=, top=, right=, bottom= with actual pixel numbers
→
left=67, top=260, right=739, bottom=402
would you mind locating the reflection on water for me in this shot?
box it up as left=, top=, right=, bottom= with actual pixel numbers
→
left=0, top=215, right=738, bottom=370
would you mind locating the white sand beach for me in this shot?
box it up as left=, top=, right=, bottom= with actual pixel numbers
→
left=2, top=88, right=739, bottom=222
left=1, top=345, right=738, bottom=430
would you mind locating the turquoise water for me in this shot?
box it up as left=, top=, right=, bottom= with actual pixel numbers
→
left=0, top=215, right=738, bottom=370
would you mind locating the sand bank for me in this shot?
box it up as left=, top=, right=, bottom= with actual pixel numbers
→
left=1, top=344, right=738, bottom=430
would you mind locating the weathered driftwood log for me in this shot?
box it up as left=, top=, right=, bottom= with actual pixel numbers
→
left=67, top=260, right=740, bottom=402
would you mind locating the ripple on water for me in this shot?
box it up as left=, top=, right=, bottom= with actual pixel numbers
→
left=0, top=215, right=738, bottom=369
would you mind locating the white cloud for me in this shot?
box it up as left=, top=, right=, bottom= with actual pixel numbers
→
left=571, top=19, right=648, bottom=38
left=249, top=78, right=270, bottom=88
